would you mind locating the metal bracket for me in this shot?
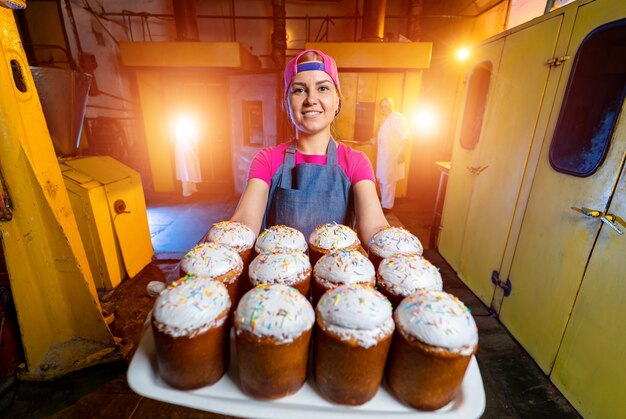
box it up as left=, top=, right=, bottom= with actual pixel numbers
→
left=546, top=55, right=571, bottom=67
left=487, top=306, right=499, bottom=319
left=491, top=270, right=512, bottom=297
left=466, top=165, right=489, bottom=175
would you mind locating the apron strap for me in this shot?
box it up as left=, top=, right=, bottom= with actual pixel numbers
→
left=326, top=139, right=338, bottom=166
left=279, top=141, right=297, bottom=188
left=280, top=139, right=338, bottom=187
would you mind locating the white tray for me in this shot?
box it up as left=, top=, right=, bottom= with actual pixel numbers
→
left=128, top=327, right=485, bottom=418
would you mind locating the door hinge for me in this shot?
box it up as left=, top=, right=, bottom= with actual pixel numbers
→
left=491, top=270, right=512, bottom=297
left=546, top=55, right=571, bottom=67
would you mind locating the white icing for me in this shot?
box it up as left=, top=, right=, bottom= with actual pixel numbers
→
left=309, top=223, right=360, bottom=251
left=316, top=285, right=394, bottom=348
left=152, top=278, right=231, bottom=338
left=235, top=284, right=315, bottom=343
left=378, top=254, right=442, bottom=296
left=313, top=249, right=375, bottom=288
left=395, top=290, right=478, bottom=355
left=206, top=221, right=256, bottom=252
left=180, top=242, right=243, bottom=281
left=255, top=225, right=308, bottom=254
left=368, top=227, right=423, bottom=259
left=249, top=250, right=311, bottom=286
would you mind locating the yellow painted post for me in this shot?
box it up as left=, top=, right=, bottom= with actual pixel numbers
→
left=352, top=72, right=379, bottom=165
left=0, top=9, right=118, bottom=379
left=397, top=71, right=421, bottom=198
left=135, top=70, right=175, bottom=192
left=334, top=72, right=357, bottom=142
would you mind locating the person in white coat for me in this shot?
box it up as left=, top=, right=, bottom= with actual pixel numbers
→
left=174, top=117, right=202, bottom=197
left=375, top=97, right=410, bottom=212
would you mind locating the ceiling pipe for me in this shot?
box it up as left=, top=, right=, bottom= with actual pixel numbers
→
left=361, top=0, right=387, bottom=42
left=271, top=0, right=287, bottom=69
left=271, top=0, right=288, bottom=147
left=172, top=0, right=199, bottom=41
left=407, top=0, right=424, bottom=41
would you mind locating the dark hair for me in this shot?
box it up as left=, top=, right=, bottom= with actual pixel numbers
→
left=297, top=51, right=323, bottom=64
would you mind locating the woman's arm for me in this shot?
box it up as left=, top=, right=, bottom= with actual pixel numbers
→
left=230, top=178, right=270, bottom=235
left=353, top=179, right=389, bottom=248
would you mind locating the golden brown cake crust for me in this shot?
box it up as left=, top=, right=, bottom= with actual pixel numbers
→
left=291, top=274, right=311, bottom=298
left=368, top=251, right=385, bottom=272
left=314, top=325, right=392, bottom=405
left=179, top=265, right=240, bottom=285
left=374, top=274, right=404, bottom=309
left=238, top=247, right=254, bottom=294
left=152, top=320, right=230, bottom=390
left=386, top=331, right=477, bottom=410
left=235, top=328, right=312, bottom=400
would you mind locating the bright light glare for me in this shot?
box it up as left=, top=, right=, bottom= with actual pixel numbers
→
left=173, top=116, right=199, bottom=143
left=411, top=106, right=438, bottom=137
left=456, top=47, right=470, bottom=60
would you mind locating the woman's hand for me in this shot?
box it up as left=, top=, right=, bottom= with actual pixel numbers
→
left=353, top=179, right=389, bottom=249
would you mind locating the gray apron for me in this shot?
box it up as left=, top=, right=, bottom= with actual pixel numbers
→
left=263, top=140, right=353, bottom=239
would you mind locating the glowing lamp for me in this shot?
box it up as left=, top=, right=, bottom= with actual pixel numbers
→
left=173, top=115, right=199, bottom=145
left=411, top=105, right=438, bottom=137
left=456, top=47, right=470, bottom=61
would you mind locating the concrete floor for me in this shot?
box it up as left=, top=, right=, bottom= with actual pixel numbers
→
left=0, top=193, right=580, bottom=418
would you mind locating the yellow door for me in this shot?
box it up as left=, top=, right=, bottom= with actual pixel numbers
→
left=438, top=39, right=504, bottom=272
left=550, top=152, right=626, bottom=418
left=105, top=174, right=153, bottom=278
left=456, top=16, right=563, bottom=303
left=499, top=3, right=626, bottom=374
left=167, top=72, right=233, bottom=195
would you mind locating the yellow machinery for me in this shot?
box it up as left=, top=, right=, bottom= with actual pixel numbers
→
left=60, top=156, right=153, bottom=290
left=0, top=7, right=129, bottom=379
left=438, top=0, right=626, bottom=416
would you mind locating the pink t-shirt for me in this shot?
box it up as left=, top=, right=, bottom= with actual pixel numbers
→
left=248, top=141, right=375, bottom=186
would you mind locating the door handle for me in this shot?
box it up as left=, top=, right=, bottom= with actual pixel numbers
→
left=600, top=214, right=623, bottom=235
left=467, top=165, right=489, bottom=175
left=570, top=206, right=602, bottom=217
left=571, top=207, right=623, bottom=235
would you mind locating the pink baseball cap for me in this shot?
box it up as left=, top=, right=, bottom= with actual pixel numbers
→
left=283, top=49, right=341, bottom=97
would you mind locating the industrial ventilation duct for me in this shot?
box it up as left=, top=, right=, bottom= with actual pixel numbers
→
left=173, top=0, right=199, bottom=41
left=361, top=0, right=387, bottom=41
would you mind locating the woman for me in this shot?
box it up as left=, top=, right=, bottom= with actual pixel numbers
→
left=231, top=49, right=388, bottom=246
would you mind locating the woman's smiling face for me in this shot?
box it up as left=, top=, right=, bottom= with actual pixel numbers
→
left=287, top=68, right=340, bottom=137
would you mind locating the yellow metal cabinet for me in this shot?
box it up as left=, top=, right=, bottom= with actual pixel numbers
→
left=60, top=156, right=153, bottom=289
left=440, top=0, right=626, bottom=415
left=438, top=39, right=504, bottom=273
left=499, top=0, right=626, bottom=375
left=457, top=16, right=563, bottom=304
